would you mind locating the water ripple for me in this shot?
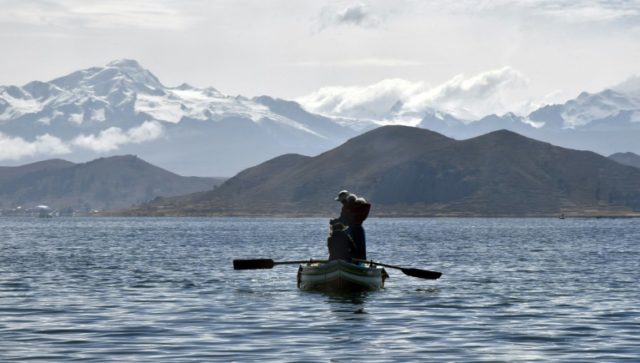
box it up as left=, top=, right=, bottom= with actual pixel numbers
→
left=1, top=217, right=639, bottom=362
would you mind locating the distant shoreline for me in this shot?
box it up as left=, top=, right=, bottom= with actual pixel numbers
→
left=98, top=211, right=640, bottom=219
left=4, top=213, right=639, bottom=219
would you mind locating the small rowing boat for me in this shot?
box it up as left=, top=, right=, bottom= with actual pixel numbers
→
left=233, top=257, right=440, bottom=290
left=297, top=259, right=389, bottom=292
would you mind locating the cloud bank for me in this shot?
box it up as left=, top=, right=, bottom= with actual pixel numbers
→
left=72, top=121, right=164, bottom=152
left=297, top=67, right=531, bottom=121
left=0, top=133, right=70, bottom=161
left=0, top=121, right=164, bottom=161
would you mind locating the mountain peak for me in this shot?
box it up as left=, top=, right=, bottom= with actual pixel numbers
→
left=486, top=128, right=538, bottom=139
left=107, top=59, right=144, bottom=70
left=48, top=59, right=165, bottom=97
left=576, top=91, right=592, bottom=100
left=609, top=152, right=640, bottom=169
left=104, top=59, right=163, bottom=90
left=469, top=128, right=536, bottom=145
left=337, top=125, right=453, bottom=154
left=175, top=83, right=194, bottom=90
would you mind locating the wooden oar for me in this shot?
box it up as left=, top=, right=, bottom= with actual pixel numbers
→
left=354, top=258, right=442, bottom=280
left=233, top=258, right=326, bottom=270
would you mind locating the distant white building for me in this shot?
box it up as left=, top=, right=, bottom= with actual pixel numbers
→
left=36, top=205, right=53, bottom=218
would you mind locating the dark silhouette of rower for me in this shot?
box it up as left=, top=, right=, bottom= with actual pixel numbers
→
left=327, top=221, right=355, bottom=261
left=330, top=190, right=371, bottom=262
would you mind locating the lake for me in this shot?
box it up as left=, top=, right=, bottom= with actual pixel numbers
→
left=0, top=217, right=638, bottom=362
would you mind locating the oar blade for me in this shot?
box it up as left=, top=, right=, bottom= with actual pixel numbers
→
left=401, top=268, right=442, bottom=280
left=233, top=259, right=275, bottom=270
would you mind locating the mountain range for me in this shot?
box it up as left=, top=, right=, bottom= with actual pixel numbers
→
left=416, top=84, right=640, bottom=156
left=128, top=126, right=640, bottom=217
left=0, top=59, right=356, bottom=176
left=1, top=60, right=639, bottom=177
left=0, top=155, right=223, bottom=212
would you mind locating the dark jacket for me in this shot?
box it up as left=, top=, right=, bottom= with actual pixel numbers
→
left=327, top=228, right=355, bottom=261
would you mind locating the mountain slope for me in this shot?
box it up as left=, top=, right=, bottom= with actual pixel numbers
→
left=129, top=126, right=640, bottom=216
left=609, top=152, right=640, bottom=169
left=0, top=159, right=75, bottom=184
left=0, top=155, right=223, bottom=211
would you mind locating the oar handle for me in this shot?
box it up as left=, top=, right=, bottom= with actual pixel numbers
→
left=233, top=259, right=274, bottom=270
left=233, top=258, right=327, bottom=270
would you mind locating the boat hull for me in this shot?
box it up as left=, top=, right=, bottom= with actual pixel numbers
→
left=297, top=260, right=388, bottom=292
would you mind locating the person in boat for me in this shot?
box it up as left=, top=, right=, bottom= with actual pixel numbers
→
left=334, top=190, right=371, bottom=261
left=327, top=221, right=356, bottom=261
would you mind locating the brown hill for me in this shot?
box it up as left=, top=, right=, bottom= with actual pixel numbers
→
left=0, top=155, right=224, bottom=212
left=0, top=159, right=75, bottom=183
left=130, top=126, right=640, bottom=217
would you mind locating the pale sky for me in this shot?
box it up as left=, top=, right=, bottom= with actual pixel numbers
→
left=1, top=0, right=639, bottom=118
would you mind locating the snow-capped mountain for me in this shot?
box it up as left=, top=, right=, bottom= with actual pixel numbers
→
left=0, top=59, right=320, bottom=129
left=529, top=88, right=640, bottom=129
left=0, top=60, right=356, bottom=176
left=1, top=59, right=639, bottom=175
left=295, top=72, right=640, bottom=154
left=412, top=79, right=640, bottom=156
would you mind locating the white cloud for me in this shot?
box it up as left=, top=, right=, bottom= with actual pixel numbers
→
left=297, top=78, right=424, bottom=120
left=127, top=121, right=165, bottom=143
left=0, top=121, right=165, bottom=161
left=0, top=132, right=71, bottom=160
left=405, top=67, right=531, bottom=119
left=72, top=121, right=164, bottom=152
left=298, top=67, right=532, bottom=120
left=318, top=2, right=381, bottom=30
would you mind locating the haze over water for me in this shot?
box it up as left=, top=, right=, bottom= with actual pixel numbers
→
left=1, top=217, right=638, bottom=362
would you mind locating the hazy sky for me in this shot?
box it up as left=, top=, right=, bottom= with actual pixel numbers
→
left=1, top=0, right=639, bottom=117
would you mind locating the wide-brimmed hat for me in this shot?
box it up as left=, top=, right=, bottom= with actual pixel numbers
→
left=334, top=190, right=350, bottom=201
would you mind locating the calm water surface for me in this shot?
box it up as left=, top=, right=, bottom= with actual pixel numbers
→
left=0, top=217, right=639, bottom=362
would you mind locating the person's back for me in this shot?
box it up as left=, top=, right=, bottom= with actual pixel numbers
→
left=340, top=197, right=370, bottom=227
left=327, top=222, right=355, bottom=261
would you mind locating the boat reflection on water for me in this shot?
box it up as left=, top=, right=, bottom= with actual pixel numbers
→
left=328, top=292, right=371, bottom=319
left=295, top=259, right=388, bottom=318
